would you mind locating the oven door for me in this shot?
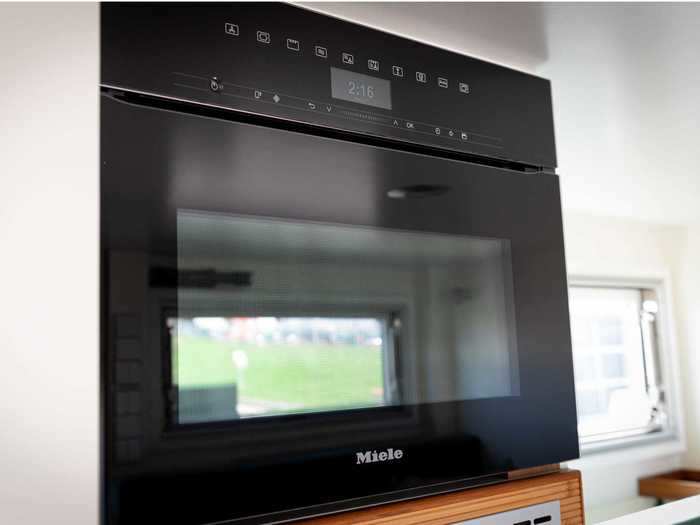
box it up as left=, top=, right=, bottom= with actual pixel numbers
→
left=101, top=93, right=578, bottom=525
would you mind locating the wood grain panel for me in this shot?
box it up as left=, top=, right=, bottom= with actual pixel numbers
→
left=299, top=470, right=584, bottom=525
left=639, top=469, right=700, bottom=501
left=508, top=463, right=561, bottom=480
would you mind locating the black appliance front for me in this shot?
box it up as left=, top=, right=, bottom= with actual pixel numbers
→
left=101, top=4, right=578, bottom=525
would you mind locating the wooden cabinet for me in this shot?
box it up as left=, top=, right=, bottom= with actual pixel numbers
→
left=300, top=470, right=584, bottom=524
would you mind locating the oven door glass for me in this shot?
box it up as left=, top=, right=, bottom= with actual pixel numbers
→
left=101, top=94, right=578, bottom=525
left=172, top=211, right=518, bottom=425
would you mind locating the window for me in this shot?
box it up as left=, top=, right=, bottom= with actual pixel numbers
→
left=169, top=315, right=395, bottom=424
left=568, top=283, right=670, bottom=447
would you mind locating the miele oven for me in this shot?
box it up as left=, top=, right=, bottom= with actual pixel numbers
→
left=101, top=3, right=579, bottom=524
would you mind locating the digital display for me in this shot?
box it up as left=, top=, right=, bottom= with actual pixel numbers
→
left=330, top=67, right=392, bottom=110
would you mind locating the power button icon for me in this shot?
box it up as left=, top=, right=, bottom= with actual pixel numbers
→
left=210, top=77, right=222, bottom=92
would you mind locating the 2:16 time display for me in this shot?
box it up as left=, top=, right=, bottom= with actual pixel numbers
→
left=347, top=80, right=375, bottom=99
left=330, top=67, right=392, bottom=110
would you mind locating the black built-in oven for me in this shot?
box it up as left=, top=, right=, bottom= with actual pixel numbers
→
left=101, top=3, right=579, bottom=524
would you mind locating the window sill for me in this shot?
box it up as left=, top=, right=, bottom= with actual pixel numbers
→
left=565, top=432, right=685, bottom=471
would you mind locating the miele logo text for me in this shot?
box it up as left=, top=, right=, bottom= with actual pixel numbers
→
left=355, top=448, right=404, bottom=465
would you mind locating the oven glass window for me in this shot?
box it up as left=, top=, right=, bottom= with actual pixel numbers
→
left=171, top=211, right=520, bottom=425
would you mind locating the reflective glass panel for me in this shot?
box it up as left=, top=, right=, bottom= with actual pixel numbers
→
left=172, top=211, right=520, bottom=423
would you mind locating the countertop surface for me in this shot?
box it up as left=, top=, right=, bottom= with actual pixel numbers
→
left=599, top=495, right=700, bottom=525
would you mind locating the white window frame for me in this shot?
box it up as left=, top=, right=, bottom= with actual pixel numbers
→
left=567, top=274, right=685, bottom=458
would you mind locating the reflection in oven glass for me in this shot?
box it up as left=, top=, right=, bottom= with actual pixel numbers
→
left=171, top=210, right=520, bottom=425
left=170, top=316, right=387, bottom=423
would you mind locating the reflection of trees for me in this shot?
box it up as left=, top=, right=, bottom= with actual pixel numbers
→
left=181, top=316, right=383, bottom=347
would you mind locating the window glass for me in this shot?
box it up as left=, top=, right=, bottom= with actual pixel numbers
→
left=569, top=285, right=666, bottom=443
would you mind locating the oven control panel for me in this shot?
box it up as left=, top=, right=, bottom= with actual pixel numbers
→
left=102, top=3, right=557, bottom=168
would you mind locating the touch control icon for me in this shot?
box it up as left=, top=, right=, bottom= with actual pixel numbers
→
left=438, top=77, right=449, bottom=88
left=286, top=38, right=300, bottom=52
left=254, top=90, right=262, bottom=99
left=224, top=23, right=239, bottom=36
left=368, top=59, right=380, bottom=71
left=314, top=45, right=328, bottom=58
left=461, top=131, right=468, bottom=141
left=342, top=53, right=354, bottom=65
left=392, top=66, right=404, bottom=77
left=459, top=82, right=470, bottom=94
left=416, top=71, right=427, bottom=83
left=256, top=31, right=271, bottom=44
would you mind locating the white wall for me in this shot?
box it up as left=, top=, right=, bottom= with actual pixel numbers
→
left=677, top=229, right=700, bottom=469
left=0, top=3, right=99, bottom=525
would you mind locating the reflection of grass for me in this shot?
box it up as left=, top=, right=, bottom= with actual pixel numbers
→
left=174, top=336, right=384, bottom=409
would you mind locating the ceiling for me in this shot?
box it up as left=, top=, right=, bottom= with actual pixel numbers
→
left=299, top=2, right=700, bottom=226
